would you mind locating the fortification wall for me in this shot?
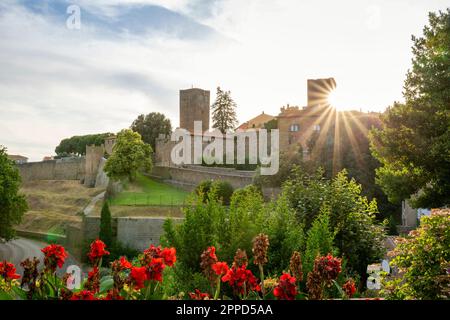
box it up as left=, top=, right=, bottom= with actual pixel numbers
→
left=151, top=165, right=254, bottom=190
left=82, top=216, right=182, bottom=251
left=17, top=158, right=86, bottom=182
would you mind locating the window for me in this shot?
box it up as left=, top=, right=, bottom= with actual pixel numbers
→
left=289, top=124, right=299, bottom=132
left=313, top=124, right=321, bottom=131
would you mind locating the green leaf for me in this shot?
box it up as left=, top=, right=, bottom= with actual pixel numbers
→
left=99, top=276, right=114, bottom=293
left=0, top=290, right=14, bottom=300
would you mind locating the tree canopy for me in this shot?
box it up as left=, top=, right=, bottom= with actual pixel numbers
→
left=211, top=87, right=238, bottom=133
left=370, top=9, right=450, bottom=208
left=130, top=112, right=172, bottom=150
left=55, top=133, right=113, bottom=156
left=104, top=129, right=153, bottom=182
left=0, top=146, right=28, bottom=241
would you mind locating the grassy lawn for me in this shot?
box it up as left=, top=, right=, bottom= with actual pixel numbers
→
left=109, top=174, right=189, bottom=206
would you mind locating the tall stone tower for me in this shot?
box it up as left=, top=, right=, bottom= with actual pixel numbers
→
left=179, top=88, right=210, bottom=133
left=307, top=78, right=336, bottom=107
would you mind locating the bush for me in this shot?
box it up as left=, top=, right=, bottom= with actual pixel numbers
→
left=283, top=167, right=386, bottom=279
left=99, top=202, right=113, bottom=248
left=303, top=205, right=336, bottom=276
left=382, top=209, right=450, bottom=300
left=194, top=180, right=234, bottom=205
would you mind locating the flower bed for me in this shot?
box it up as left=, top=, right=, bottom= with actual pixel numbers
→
left=0, top=235, right=360, bottom=300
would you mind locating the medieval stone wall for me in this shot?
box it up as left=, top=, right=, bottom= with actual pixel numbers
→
left=17, top=158, right=86, bottom=181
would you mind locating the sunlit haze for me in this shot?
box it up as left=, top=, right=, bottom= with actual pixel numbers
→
left=0, top=0, right=448, bottom=161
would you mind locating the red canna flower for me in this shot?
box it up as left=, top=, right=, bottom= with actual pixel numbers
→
left=146, top=258, right=165, bottom=282
left=143, top=244, right=162, bottom=259
left=273, top=273, right=297, bottom=300
left=200, top=246, right=218, bottom=283
left=41, top=244, right=68, bottom=271
left=104, top=289, right=124, bottom=300
left=84, top=266, right=100, bottom=293
left=130, top=266, right=147, bottom=290
left=119, top=256, right=132, bottom=269
left=0, top=261, right=20, bottom=281
left=342, top=279, right=357, bottom=298
left=222, top=265, right=261, bottom=296
left=189, top=289, right=211, bottom=300
left=88, top=239, right=110, bottom=264
left=160, top=247, right=177, bottom=267
left=212, top=261, right=229, bottom=276
left=70, top=290, right=97, bottom=300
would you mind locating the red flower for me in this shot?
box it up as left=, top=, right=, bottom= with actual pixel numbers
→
left=119, top=256, right=132, bottom=269
left=222, top=265, right=260, bottom=296
left=161, top=247, right=177, bottom=267
left=84, top=266, right=100, bottom=293
left=88, top=239, right=110, bottom=264
left=130, top=266, right=147, bottom=289
left=212, top=261, right=229, bottom=276
left=146, top=258, right=165, bottom=282
left=273, top=273, right=297, bottom=300
left=41, top=244, right=68, bottom=271
left=342, top=279, right=357, bottom=298
left=189, top=289, right=211, bottom=300
left=0, top=261, right=20, bottom=280
left=143, top=244, right=162, bottom=259
left=70, top=290, right=97, bottom=300
left=207, top=246, right=217, bottom=260
left=316, top=254, right=342, bottom=282
left=104, top=289, right=124, bottom=300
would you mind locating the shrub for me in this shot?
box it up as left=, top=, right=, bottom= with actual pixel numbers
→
left=99, top=202, right=113, bottom=248
left=264, top=195, right=305, bottom=275
left=303, top=205, right=336, bottom=276
left=382, top=209, right=450, bottom=300
left=194, top=180, right=234, bottom=205
left=283, top=168, right=386, bottom=279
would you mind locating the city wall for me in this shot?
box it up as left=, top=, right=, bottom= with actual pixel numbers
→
left=17, top=158, right=86, bottom=182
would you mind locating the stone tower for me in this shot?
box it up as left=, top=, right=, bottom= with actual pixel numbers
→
left=179, top=88, right=210, bottom=133
left=307, top=78, right=336, bottom=107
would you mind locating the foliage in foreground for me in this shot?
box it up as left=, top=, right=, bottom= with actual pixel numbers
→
left=0, top=146, right=28, bottom=241
left=0, top=238, right=358, bottom=300
left=382, top=209, right=450, bottom=300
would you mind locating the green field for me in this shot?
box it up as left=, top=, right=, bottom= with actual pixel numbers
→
left=109, top=173, right=189, bottom=206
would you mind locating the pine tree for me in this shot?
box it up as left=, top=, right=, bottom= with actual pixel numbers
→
left=99, top=201, right=113, bottom=248
left=211, top=87, right=238, bottom=134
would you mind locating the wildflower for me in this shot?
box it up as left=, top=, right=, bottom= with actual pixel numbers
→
left=342, top=279, right=357, bottom=298
left=252, top=234, right=269, bottom=266
left=88, top=240, right=110, bottom=265
left=273, top=273, right=297, bottom=300
left=289, top=251, right=303, bottom=282
left=41, top=244, right=67, bottom=271
left=0, top=261, right=20, bottom=281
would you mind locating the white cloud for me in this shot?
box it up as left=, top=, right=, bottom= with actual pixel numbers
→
left=0, top=0, right=448, bottom=161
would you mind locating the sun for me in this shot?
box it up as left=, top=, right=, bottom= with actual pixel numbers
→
left=327, top=89, right=350, bottom=111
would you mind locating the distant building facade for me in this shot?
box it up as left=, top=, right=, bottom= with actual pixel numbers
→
left=8, top=154, right=28, bottom=164
left=237, top=112, right=275, bottom=130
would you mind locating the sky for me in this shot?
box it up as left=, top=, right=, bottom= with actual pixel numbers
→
left=0, top=0, right=448, bottom=161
